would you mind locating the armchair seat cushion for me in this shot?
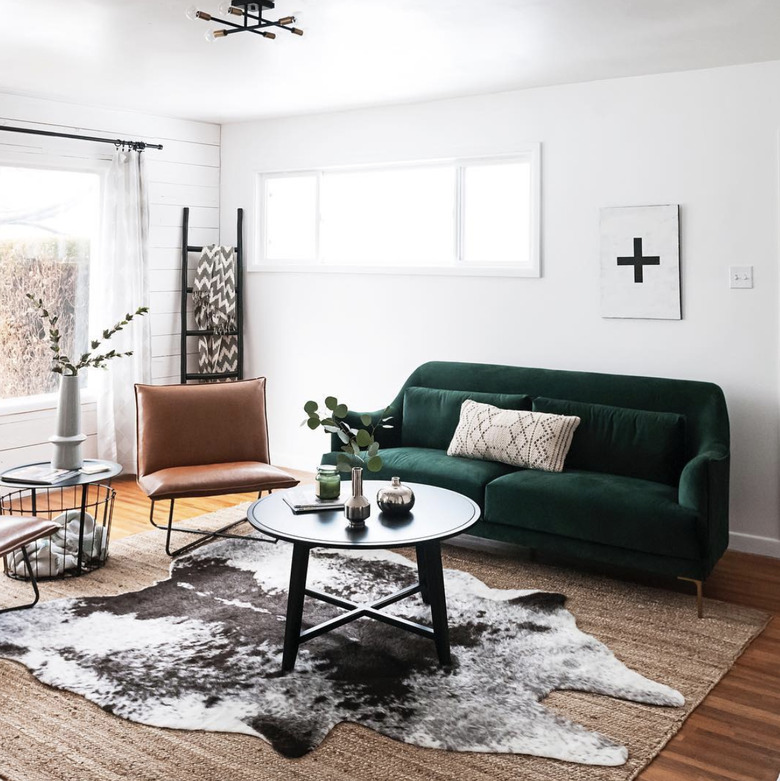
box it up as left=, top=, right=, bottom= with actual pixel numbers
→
left=0, top=516, right=60, bottom=558
left=485, top=469, right=701, bottom=560
left=139, top=461, right=298, bottom=500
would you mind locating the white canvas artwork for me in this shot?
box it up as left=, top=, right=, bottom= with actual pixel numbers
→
left=600, top=205, right=681, bottom=320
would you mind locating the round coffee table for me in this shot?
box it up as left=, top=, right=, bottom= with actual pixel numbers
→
left=247, top=481, right=480, bottom=672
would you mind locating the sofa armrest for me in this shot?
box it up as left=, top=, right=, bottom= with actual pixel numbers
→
left=328, top=408, right=402, bottom=453
left=678, top=448, right=730, bottom=574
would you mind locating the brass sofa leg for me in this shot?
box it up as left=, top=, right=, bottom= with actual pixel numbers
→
left=678, top=577, right=703, bottom=618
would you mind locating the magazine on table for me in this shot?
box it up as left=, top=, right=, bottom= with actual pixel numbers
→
left=283, top=488, right=345, bottom=514
left=1, top=465, right=80, bottom=485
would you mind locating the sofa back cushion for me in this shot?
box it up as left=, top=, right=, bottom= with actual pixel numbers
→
left=395, top=361, right=728, bottom=464
left=402, top=387, right=532, bottom=450
left=532, top=396, right=685, bottom=486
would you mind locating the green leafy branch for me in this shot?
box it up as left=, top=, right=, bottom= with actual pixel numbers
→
left=303, top=396, right=393, bottom=473
left=26, top=294, right=149, bottom=376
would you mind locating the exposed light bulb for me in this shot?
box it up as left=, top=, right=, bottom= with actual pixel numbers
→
left=185, top=5, right=200, bottom=20
left=217, top=1, right=231, bottom=13
left=204, top=29, right=217, bottom=41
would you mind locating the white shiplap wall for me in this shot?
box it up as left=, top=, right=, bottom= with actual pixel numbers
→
left=0, top=93, right=220, bottom=472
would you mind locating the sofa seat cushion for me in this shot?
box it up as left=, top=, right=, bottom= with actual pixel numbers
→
left=322, top=448, right=518, bottom=506
left=485, top=469, right=701, bottom=560
left=402, top=387, right=531, bottom=450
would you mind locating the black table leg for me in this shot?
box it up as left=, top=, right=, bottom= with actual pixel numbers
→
left=282, top=543, right=310, bottom=672
left=415, top=543, right=430, bottom=604
left=419, top=541, right=451, bottom=666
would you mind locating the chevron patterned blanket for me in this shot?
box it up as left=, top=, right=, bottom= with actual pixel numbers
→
left=193, top=244, right=238, bottom=378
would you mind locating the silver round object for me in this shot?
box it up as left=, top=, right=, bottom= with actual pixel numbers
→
left=376, top=476, right=415, bottom=516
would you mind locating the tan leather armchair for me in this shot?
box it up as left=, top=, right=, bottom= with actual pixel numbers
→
left=135, top=378, right=298, bottom=556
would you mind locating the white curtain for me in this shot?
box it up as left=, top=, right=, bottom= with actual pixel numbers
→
left=96, top=149, right=151, bottom=472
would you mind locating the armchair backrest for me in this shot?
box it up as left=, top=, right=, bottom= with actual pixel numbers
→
left=135, top=378, right=271, bottom=478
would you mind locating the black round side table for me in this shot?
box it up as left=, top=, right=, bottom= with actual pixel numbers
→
left=0, top=459, right=122, bottom=580
left=247, top=481, right=480, bottom=672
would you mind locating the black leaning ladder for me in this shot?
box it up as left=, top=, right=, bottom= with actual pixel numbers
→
left=180, top=206, right=245, bottom=384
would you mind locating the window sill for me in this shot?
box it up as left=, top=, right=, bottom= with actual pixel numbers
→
left=247, top=264, right=541, bottom=278
left=0, top=390, right=97, bottom=418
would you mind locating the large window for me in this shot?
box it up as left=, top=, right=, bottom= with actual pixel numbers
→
left=0, top=165, right=100, bottom=401
left=256, top=149, right=540, bottom=276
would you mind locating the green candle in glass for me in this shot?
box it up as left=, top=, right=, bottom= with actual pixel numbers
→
left=315, top=465, right=341, bottom=500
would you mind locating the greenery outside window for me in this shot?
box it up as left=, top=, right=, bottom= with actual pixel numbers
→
left=0, top=164, right=100, bottom=404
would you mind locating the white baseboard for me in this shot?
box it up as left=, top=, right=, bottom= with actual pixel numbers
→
left=728, top=531, right=780, bottom=559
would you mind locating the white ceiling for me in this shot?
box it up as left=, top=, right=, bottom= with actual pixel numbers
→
left=2, top=0, right=780, bottom=124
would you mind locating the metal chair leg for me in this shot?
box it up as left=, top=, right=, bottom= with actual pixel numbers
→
left=148, top=497, right=277, bottom=558
left=0, top=547, right=42, bottom=614
left=678, top=576, right=704, bottom=618
left=165, top=499, right=178, bottom=557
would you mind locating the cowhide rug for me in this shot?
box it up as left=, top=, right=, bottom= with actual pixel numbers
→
left=0, top=539, right=684, bottom=765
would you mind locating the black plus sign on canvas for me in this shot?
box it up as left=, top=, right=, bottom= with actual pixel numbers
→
left=600, top=204, right=681, bottom=320
left=617, top=237, right=660, bottom=283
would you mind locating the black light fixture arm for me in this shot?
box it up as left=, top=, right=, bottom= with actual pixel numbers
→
left=209, top=16, right=278, bottom=38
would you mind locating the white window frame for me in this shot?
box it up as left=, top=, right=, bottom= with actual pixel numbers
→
left=0, top=156, right=105, bottom=415
left=251, top=146, right=541, bottom=278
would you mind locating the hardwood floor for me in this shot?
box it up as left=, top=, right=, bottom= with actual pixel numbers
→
left=109, top=474, right=779, bottom=780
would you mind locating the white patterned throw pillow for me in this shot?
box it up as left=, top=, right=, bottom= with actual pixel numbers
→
left=447, top=400, right=581, bottom=472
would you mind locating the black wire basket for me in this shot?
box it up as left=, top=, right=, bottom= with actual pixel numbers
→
left=0, top=483, right=115, bottom=580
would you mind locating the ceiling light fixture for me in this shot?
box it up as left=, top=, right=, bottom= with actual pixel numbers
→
left=186, top=1, right=303, bottom=42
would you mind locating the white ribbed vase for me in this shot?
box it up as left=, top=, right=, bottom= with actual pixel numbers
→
left=50, top=374, right=86, bottom=470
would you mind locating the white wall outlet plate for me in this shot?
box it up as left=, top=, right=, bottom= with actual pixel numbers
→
left=729, top=266, right=753, bottom=289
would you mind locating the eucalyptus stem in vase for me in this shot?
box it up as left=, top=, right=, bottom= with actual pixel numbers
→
left=26, top=294, right=149, bottom=469
left=26, top=294, right=149, bottom=376
left=303, top=396, right=393, bottom=473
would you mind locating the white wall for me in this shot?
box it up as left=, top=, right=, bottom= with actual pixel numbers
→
left=0, top=93, right=220, bottom=472
left=221, top=60, right=780, bottom=559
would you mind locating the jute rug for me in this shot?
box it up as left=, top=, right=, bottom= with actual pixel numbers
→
left=0, top=505, right=769, bottom=781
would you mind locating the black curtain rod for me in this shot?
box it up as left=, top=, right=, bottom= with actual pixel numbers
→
left=0, top=124, right=163, bottom=151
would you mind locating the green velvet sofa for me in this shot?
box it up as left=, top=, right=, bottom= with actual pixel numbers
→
left=322, top=361, right=730, bottom=587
